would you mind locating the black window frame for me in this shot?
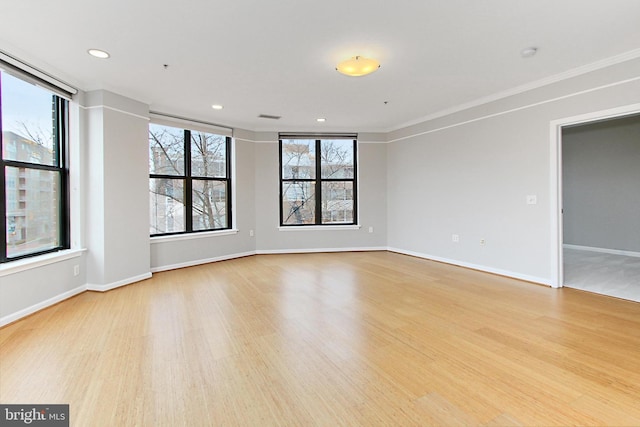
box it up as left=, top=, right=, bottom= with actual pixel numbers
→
left=0, top=71, right=70, bottom=263
left=279, top=135, right=358, bottom=226
left=149, top=124, right=232, bottom=237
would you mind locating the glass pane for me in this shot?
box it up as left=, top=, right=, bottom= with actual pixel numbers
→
left=281, top=139, right=315, bottom=179
left=322, top=181, right=354, bottom=224
left=282, top=181, right=315, bottom=225
left=1, top=72, right=58, bottom=166
left=149, top=124, right=184, bottom=175
left=5, top=166, right=60, bottom=257
left=149, top=178, right=185, bottom=234
left=321, top=139, right=354, bottom=179
left=192, top=180, right=227, bottom=230
left=191, top=131, right=226, bottom=177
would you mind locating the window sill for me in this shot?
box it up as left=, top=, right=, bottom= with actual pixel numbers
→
left=278, top=225, right=361, bottom=231
left=150, top=229, right=239, bottom=244
left=0, top=248, right=86, bottom=277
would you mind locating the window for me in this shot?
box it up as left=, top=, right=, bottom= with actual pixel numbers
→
left=149, top=123, right=231, bottom=236
left=279, top=134, right=357, bottom=226
left=0, top=70, right=69, bottom=262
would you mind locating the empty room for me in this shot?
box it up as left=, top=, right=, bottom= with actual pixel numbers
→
left=1, top=1, right=640, bottom=426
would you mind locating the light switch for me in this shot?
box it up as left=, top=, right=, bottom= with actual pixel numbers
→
left=526, top=195, right=537, bottom=205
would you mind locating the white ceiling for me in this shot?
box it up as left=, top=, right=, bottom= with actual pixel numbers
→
left=2, top=0, right=639, bottom=132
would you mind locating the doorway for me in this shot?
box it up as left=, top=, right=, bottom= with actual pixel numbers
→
left=551, top=106, right=640, bottom=301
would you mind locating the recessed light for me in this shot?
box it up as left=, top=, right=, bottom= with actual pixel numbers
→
left=211, top=104, right=224, bottom=110
left=316, top=118, right=326, bottom=122
left=88, top=49, right=110, bottom=59
left=521, top=47, right=538, bottom=58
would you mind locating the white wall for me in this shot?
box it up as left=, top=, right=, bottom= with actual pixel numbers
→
left=84, top=91, right=151, bottom=290
left=562, top=115, right=640, bottom=252
left=253, top=132, right=388, bottom=253
left=387, top=58, right=640, bottom=284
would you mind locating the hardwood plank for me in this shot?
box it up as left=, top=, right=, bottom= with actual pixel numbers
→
left=415, top=392, right=479, bottom=426
left=483, top=412, right=524, bottom=427
left=2, top=251, right=640, bottom=426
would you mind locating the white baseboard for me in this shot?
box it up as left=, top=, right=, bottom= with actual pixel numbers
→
left=256, top=246, right=387, bottom=255
left=86, top=272, right=152, bottom=292
left=563, top=244, right=640, bottom=258
left=387, top=247, right=551, bottom=286
left=0, top=285, right=87, bottom=327
left=3, top=246, right=549, bottom=328
left=150, top=251, right=256, bottom=273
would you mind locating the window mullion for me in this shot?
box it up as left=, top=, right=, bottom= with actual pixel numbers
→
left=278, top=138, right=283, bottom=225
left=315, top=139, right=322, bottom=225
left=184, top=129, right=193, bottom=232
left=226, top=136, right=232, bottom=229
left=352, top=139, right=358, bottom=225
left=58, top=97, right=70, bottom=249
left=0, top=109, right=6, bottom=261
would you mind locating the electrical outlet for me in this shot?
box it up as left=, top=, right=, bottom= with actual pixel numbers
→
left=73, top=265, right=80, bottom=276
left=368, top=226, right=374, bottom=233
left=452, top=234, right=459, bottom=243
left=480, top=239, right=486, bottom=246
left=249, top=230, right=254, bottom=237
left=526, top=195, right=537, bottom=205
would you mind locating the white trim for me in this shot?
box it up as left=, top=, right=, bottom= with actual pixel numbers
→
left=387, top=247, right=551, bottom=286
left=256, top=247, right=386, bottom=255
left=1, top=248, right=552, bottom=327
left=82, top=104, right=149, bottom=121
left=389, top=76, right=640, bottom=144
left=0, top=285, right=86, bottom=327
left=549, top=119, right=563, bottom=288
left=151, top=229, right=239, bottom=244
left=278, top=225, right=362, bottom=232
left=564, top=244, right=640, bottom=258
left=86, top=272, right=152, bottom=292
left=151, top=251, right=255, bottom=273
left=549, top=103, right=640, bottom=289
left=235, top=138, right=386, bottom=144
left=232, top=137, right=253, bottom=143
left=390, top=48, right=640, bottom=132
left=0, top=249, right=86, bottom=277
left=549, top=104, right=640, bottom=128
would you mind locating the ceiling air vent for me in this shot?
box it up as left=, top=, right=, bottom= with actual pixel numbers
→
left=258, top=114, right=281, bottom=120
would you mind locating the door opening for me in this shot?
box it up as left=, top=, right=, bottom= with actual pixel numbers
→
left=550, top=104, right=640, bottom=293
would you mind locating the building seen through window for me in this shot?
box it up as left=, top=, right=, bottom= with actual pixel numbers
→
left=279, top=135, right=357, bottom=226
left=149, top=123, right=231, bottom=236
left=0, top=70, right=69, bottom=262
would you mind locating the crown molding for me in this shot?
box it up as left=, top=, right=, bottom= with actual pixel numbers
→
left=389, top=48, right=640, bottom=133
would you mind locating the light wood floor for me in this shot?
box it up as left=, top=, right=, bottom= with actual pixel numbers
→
left=2, top=252, right=640, bottom=426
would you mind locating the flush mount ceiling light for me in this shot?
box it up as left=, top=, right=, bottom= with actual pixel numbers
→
left=336, top=56, right=380, bottom=77
left=521, top=47, right=538, bottom=58
left=211, top=104, right=224, bottom=110
left=87, top=49, right=110, bottom=59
